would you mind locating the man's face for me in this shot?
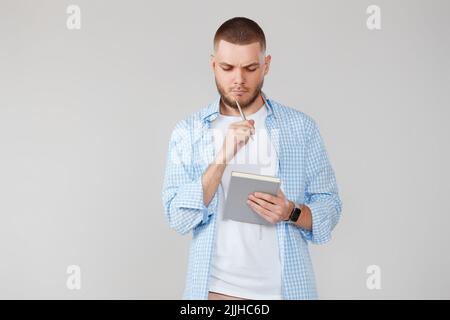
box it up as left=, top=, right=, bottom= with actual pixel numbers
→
left=211, top=40, right=271, bottom=110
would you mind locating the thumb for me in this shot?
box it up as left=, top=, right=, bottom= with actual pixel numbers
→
left=248, top=119, right=255, bottom=127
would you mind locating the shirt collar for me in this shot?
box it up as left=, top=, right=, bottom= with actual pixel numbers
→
left=202, top=90, right=275, bottom=123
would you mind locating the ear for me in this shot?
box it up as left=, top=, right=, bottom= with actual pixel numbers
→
left=263, top=54, right=272, bottom=76
left=210, top=54, right=216, bottom=71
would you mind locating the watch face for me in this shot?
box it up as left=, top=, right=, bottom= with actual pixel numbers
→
left=290, top=207, right=301, bottom=222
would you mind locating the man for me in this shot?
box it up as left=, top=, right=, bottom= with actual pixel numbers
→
left=162, top=17, right=342, bottom=300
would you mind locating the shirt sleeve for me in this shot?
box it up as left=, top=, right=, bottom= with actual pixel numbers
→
left=161, top=120, right=218, bottom=235
left=299, top=120, right=343, bottom=244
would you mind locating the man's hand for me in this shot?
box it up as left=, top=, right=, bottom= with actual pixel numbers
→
left=204, top=119, right=254, bottom=207
left=215, top=119, right=255, bottom=164
left=247, top=189, right=294, bottom=224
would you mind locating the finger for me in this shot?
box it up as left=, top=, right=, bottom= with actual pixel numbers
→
left=234, top=127, right=251, bottom=135
left=247, top=199, right=278, bottom=224
left=254, top=192, right=281, bottom=206
left=233, top=134, right=252, bottom=144
left=277, top=189, right=285, bottom=198
left=232, top=120, right=252, bottom=127
left=234, top=125, right=254, bottom=135
left=231, top=120, right=255, bottom=131
left=248, top=194, right=278, bottom=212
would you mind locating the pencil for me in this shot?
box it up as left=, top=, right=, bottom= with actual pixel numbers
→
left=235, top=99, right=254, bottom=140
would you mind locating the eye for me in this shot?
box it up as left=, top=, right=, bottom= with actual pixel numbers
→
left=221, top=67, right=232, bottom=71
left=247, top=68, right=257, bottom=72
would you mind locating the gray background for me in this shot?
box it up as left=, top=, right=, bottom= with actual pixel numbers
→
left=0, top=0, right=449, bottom=299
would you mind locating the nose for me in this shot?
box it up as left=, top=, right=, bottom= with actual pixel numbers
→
left=233, top=68, right=245, bottom=86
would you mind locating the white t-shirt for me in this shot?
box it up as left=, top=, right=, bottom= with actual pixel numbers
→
left=208, top=104, right=282, bottom=300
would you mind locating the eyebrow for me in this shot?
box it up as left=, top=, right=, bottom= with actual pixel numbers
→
left=218, top=62, right=260, bottom=68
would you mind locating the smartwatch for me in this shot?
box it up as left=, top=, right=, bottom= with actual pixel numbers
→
left=287, top=202, right=302, bottom=223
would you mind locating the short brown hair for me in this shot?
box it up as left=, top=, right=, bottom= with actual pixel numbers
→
left=213, top=17, right=266, bottom=52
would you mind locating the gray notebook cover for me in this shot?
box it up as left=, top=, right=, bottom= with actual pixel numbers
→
left=223, top=171, right=281, bottom=226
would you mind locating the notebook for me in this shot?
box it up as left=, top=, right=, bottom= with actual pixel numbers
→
left=223, top=171, right=281, bottom=226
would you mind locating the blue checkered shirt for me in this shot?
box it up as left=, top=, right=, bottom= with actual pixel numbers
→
left=162, top=92, right=342, bottom=299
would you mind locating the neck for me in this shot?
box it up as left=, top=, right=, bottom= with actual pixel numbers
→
left=220, top=94, right=264, bottom=117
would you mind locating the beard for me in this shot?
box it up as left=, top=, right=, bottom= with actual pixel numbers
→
left=215, top=78, right=264, bottom=110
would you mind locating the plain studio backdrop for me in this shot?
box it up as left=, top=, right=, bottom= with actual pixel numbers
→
left=0, top=0, right=449, bottom=299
